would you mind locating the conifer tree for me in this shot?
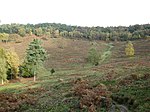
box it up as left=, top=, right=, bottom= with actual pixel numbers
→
left=23, top=39, right=47, bottom=81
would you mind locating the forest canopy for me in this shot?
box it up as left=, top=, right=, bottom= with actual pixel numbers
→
left=0, top=23, right=150, bottom=41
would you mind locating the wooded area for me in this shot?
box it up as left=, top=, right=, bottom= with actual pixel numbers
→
left=0, top=23, right=150, bottom=41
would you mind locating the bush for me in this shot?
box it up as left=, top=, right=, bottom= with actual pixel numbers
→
left=0, top=33, right=9, bottom=42
left=73, top=79, right=112, bottom=112
left=50, top=68, right=55, bottom=75
left=87, top=47, right=100, bottom=66
left=20, top=64, right=34, bottom=78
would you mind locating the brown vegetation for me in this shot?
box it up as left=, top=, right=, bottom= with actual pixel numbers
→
left=73, top=78, right=112, bottom=112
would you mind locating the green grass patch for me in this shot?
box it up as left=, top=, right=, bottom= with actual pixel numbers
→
left=0, top=82, right=27, bottom=93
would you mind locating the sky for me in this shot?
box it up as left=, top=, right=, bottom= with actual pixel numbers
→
left=0, top=0, right=150, bottom=27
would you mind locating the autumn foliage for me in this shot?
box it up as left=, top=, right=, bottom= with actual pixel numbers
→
left=0, top=48, right=7, bottom=84
left=125, top=41, right=135, bottom=56
left=0, top=87, right=46, bottom=112
left=0, top=47, right=20, bottom=84
left=5, top=50, right=20, bottom=79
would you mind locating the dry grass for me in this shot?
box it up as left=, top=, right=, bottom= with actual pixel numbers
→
left=0, top=36, right=107, bottom=70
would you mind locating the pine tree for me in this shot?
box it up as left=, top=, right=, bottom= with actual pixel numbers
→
left=0, top=48, right=7, bottom=84
left=23, top=39, right=47, bottom=81
left=125, top=41, right=135, bottom=56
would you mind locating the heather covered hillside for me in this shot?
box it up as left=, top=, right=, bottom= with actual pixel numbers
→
left=1, top=0, right=150, bottom=111
left=0, top=35, right=150, bottom=112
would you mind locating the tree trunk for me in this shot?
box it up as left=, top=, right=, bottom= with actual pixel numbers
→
left=34, top=75, right=36, bottom=82
left=1, top=79, right=4, bottom=85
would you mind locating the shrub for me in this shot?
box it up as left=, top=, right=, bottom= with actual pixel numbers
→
left=73, top=79, right=112, bottom=112
left=125, top=41, right=135, bottom=56
left=87, top=47, right=100, bottom=66
left=20, top=64, right=34, bottom=78
left=50, top=68, right=55, bottom=75
left=0, top=33, right=9, bottom=42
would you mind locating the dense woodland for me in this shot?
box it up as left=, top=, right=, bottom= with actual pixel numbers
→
left=0, top=23, right=150, bottom=41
